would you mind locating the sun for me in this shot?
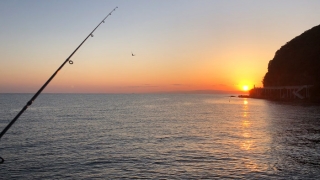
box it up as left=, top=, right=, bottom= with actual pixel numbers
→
left=242, top=85, right=249, bottom=91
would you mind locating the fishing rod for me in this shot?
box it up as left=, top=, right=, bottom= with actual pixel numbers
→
left=0, top=7, right=118, bottom=164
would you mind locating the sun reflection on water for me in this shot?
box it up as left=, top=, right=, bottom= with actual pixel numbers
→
left=238, top=98, right=271, bottom=172
left=243, top=99, right=248, bottom=105
left=242, top=120, right=250, bottom=127
left=241, top=99, right=252, bottom=151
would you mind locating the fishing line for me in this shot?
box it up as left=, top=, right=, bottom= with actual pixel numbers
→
left=0, top=7, right=118, bottom=163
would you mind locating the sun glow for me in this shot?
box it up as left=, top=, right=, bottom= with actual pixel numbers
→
left=243, top=85, right=249, bottom=91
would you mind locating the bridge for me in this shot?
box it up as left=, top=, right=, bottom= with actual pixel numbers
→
left=249, top=85, right=313, bottom=100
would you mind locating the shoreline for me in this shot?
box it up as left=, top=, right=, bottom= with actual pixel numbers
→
left=238, top=95, right=320, bottom=105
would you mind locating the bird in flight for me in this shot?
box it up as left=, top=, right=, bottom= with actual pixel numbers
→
left=131, top=52, right=135, bottom=56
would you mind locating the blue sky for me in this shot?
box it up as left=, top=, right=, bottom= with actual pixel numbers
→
left=1, top=0, right=320, bottom=93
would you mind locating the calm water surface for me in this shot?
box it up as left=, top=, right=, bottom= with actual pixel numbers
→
left=0, top=94, right=319, bottom=179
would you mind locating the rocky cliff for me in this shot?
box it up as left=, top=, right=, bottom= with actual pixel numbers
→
left=262, top=24, right=320, bottom=98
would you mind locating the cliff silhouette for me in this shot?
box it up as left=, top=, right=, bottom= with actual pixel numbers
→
left=262, top=24, right=320, bottom=98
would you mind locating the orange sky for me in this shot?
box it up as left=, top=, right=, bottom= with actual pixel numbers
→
left=1, top=1, right=319, bottom=94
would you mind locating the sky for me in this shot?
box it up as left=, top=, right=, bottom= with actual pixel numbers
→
left=0, top=0, right=319, bottom=94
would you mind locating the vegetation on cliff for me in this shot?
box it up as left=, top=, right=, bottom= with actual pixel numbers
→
left=262, top=24, right=320, bottom=98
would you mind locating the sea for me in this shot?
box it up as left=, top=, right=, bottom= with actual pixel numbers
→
left=0, top=93, right=319, bottom=179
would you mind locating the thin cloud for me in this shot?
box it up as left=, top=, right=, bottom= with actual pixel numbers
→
left=126, top=84, right=159, bottom=88
left=212, top=84, right=229, bottom=87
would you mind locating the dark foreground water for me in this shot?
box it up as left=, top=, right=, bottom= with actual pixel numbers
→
left=0, top=94, right=319, bottom=179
